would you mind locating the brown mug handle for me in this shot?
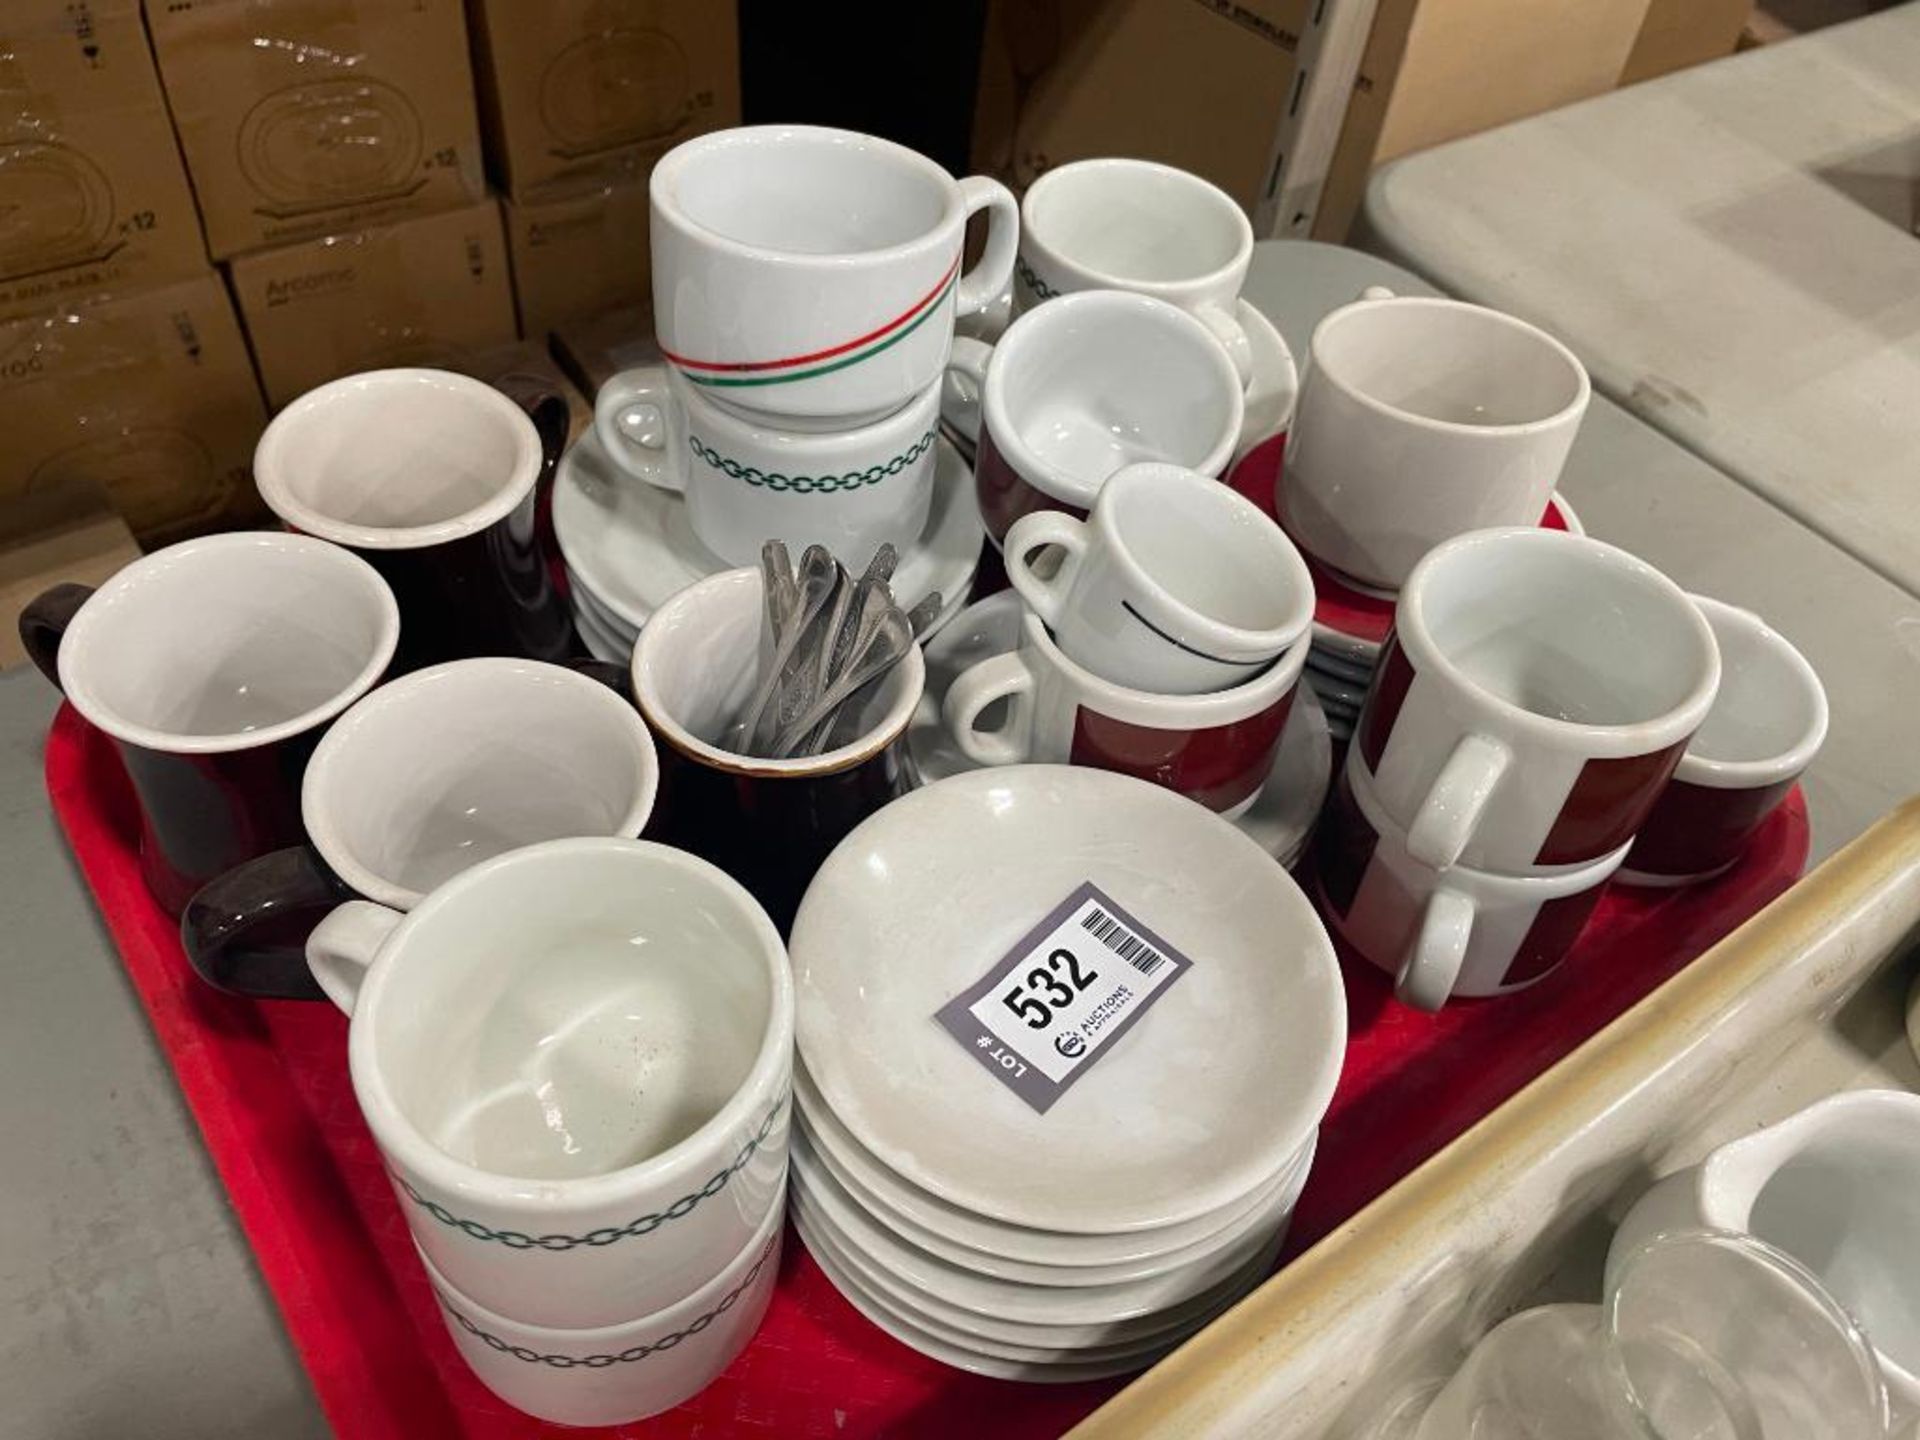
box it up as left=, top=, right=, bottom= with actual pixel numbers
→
left=18, top=582, right=93, bottom=689
left=179, top=846, right=353, bottom=1001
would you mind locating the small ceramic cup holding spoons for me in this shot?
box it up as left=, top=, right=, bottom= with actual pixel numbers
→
left=1004, top=462, right=1313, bottom=695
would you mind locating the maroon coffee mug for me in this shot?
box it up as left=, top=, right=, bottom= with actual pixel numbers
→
left=253, top=368, right=577, bottom=673
left=1621, top=597, right=1827, bottom=886
left=18, top=532, right=399, bottom=918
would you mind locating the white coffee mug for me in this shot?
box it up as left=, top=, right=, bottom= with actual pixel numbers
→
left=305, top=837, right=793, bottom=1329
left=1279, top=290, right=1591, bottom=591
left=1352, top=528, right=1720, bottom=875
left=1015, top=157, right=1255, bottom=383
left=1317, top=752, right=1628, bottom=1011
left=650, top=125, right=1018, bottom=424
left=593, top=364, right=940, bottom=566
left=1004, top=462, right=1313, bottom=695
left=942, top=606, right=1306, bottom=817
left=423, top=1190, right=785, bottom=1426
left=957, top=290, right=1245, bottom=546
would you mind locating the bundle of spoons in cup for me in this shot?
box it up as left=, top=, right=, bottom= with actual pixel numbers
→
left=732, top=540, right=941, bottom=759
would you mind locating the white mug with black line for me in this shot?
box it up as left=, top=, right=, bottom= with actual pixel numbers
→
left=1004, top=462, right=1313, bottom=695
left=594, top=363, right=941, bottom=566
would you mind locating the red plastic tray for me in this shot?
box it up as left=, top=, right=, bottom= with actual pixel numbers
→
left=44, top=703, right=1809, bottom=1439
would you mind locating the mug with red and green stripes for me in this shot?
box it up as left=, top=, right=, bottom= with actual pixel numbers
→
left=649, top=125, right=1018, bottom=426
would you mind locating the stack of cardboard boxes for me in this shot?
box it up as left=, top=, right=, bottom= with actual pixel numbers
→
left=0, top=0, right=739, bottom=584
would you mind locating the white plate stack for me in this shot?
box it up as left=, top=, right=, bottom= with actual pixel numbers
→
left=787, top=766, right=1347, bottom=1380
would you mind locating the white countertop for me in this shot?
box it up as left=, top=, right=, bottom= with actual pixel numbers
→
left=1360, top=6, right=1920, bottom=599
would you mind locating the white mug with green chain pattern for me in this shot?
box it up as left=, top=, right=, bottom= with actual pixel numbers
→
left=650, top=125, right=1018, bottom=424
left=593, top=363, right=942, bottom=566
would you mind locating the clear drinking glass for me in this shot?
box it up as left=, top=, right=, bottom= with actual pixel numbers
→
left=1414, top=1229, right=1890, bottom=1439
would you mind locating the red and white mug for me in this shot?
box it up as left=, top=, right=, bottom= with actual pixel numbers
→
left=1353, top=528, right=1720, bottom=875
left=940, top=605, right=1304, bottom=817
left=1316, top=752, right=1628, bottom=1010
left=1621, top=596, right=1827, bottom=886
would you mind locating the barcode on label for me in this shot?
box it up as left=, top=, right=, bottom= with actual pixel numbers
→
left=1080, top=906, right=1164, bottom=976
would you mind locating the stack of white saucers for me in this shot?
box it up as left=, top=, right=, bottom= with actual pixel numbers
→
left=552, top=427, right=985, bottom=660
left=787, top=766, right=1346, bottom=1380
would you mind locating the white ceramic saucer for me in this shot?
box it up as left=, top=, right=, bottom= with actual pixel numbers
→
left=794, top=1059, right=1299, bottom=1272
left=1306, top=645, right=1374, bottom=685
left=790, top=765, right=1345, bottom=1234
left=1233, top=299, right=1297, bottom=461
left=790, top=1141, right=1286, bottom=1328
left=569, top=568, right=638, bottom=642
left=552, top=429, right=982, bottom=638
left=907, top=591, right=1330, bottom=865
left=571, top=597, right=627, bottom=664
left=1304, top=668, right=1367, bottom=714
left=795, top=1087, right=1306, bottom=1287
left=793, top=1207, right=1178, bottom=1384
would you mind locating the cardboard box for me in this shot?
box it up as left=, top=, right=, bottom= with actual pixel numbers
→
left=1621, top=0, right=1751, bottom=84
left=971, top=0, right=1655, bottom=242
left=550, top=303, right=656, bottom=402
left=502, top=177, right=650, bottom=337
left=228, top=196, right=518, bottom=408
left=0, top=270, right=269, bottom=542
left=0, top=1, right=207, bottom=318
left=144, top=0, right=487, bottom=259
left=465, top=0, right=740, bottom=197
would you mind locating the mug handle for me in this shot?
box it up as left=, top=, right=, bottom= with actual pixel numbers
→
left=494, top=375, right=571, bottom=485
left=941, top=650, right=1038, bottom=768
left=1397, top=887, right=1475, bottom=1011
left=1405, top=733, right=1513, bottom=870
left=1004, top=511, right=1091, bottom=630
left=1359, top=285, right=1396, bottom=302
left=18, top=582, right=92, bottom=689
left=593, top=365, right=685, bottom=492
left=180, top=846, right=353, bottom=1001
left=306, top=900, right=405, bottom=1016
left=953, top=176, right=1020, bottom=319
left=942, top=335, right=993, bottom=446
left=1194, top=301, right=1254, bottom=387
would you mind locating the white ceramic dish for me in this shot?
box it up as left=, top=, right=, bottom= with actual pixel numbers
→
left=789, top=765, right=1345, bottom=1234
left=792, top=1178, right=1281, bottom=1356
left=791, top=1187, right=1249, bottom=1367
left=1303, top=668, right=1367, bottom=713
left=553, top=429, right=981, bottom=637
left=1234, top=298, right=1299, bottom=461
left=793, top=1205, right=1176, bottom=1384
left=571, top=597, right=628, bottom=664
left=906, top=591, right=1330, bottom=865
left=791, top=1148, right=1294, bottom=1329
left=1306, top=645, right=1375, bottom=684
left=795, top=1100, right=1309, bottom=1288
left=795, top=1060, right=1304, bottom=1274
left=568, top=569, right=639, bottom=642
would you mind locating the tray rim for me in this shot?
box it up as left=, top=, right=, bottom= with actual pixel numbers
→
left=1069, top=793, right=1920, bottom=1439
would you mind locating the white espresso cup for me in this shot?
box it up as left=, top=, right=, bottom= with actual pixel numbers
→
left=422, top=1191, right=785, bottom=1427
left=1015, top=157, right=1255, bottom=383
left=650, top=125, right=1018, bottom=424
left=1353, top=528, right=1720, bottom=875
left=1004, top=462, right=1313, bottom=695
left=1279, top=290, right=1591, bottom=592
left=593, top=364, right=940, bottom=567
left=942, top=606, right=1307, bottom=817
left=1317, top=752, right=1628, bottom=1011
left=304, top=837, right=793, bottom=1329
left=958, top=290, right=1245, bottom=546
